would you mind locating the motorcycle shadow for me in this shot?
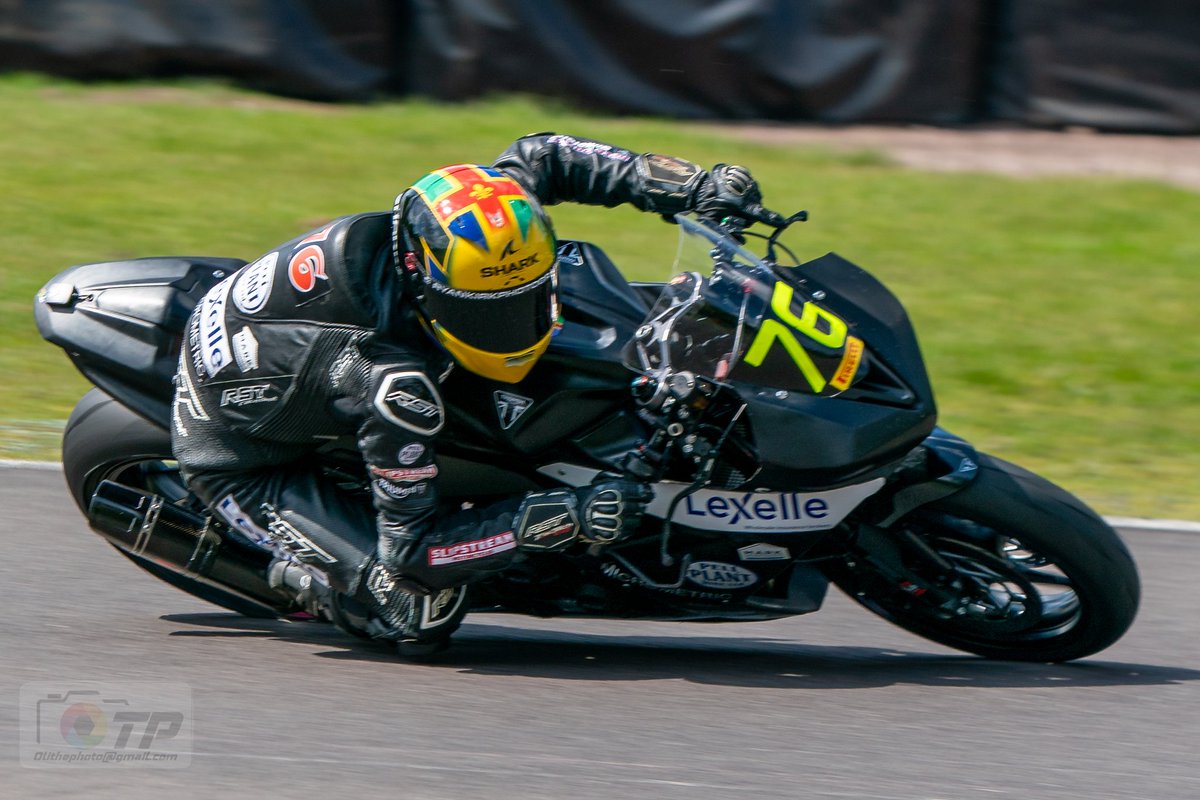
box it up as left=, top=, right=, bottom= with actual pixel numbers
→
left=162, top=612, right=1198, bottom=691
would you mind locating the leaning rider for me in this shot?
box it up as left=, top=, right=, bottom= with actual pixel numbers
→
left=170, top=132, right=781, bottom=652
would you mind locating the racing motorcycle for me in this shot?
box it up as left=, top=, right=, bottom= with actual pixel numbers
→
left=34, top=212, right=1140, bottom=662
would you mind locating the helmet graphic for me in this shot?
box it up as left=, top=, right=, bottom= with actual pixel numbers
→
left=395, top=164, right=559, bottom=383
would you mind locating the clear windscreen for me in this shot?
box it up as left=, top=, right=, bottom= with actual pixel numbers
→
left=622, top=215, right=780, bottom=383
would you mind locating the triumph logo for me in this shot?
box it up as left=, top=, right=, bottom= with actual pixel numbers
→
left=494, top=390, right=533, bottom=430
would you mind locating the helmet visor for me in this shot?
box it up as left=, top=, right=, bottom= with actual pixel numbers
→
left=424, top=269, right=557, bottom=354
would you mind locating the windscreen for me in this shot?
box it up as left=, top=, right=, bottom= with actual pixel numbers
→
left=622, top=215, right=868, bottom=396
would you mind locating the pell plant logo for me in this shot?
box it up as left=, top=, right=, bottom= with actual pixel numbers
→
left=20, top=682, right=192, bottom=768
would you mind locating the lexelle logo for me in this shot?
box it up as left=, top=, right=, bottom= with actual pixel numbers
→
left=648, top=478, right=887, bottom=533
left=684, top=492, right=830, bottom=525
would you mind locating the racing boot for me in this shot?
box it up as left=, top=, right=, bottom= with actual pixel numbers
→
left=356, top=560, right=470, bottom=658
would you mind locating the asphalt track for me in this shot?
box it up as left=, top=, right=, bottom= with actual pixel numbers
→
left=2, top=466, right=1197, bottom=799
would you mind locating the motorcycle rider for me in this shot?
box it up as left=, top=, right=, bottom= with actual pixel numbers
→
left=170, top=132, right=782, bottom=652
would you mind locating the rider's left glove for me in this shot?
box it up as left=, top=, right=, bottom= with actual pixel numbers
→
left=694, top=164, right=786, bottom=230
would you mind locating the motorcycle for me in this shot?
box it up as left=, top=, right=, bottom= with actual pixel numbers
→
left=34, top=211, right=1139, bottom=661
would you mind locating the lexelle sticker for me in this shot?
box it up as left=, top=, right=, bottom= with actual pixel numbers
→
left=646, top=478, right=886, bottom=534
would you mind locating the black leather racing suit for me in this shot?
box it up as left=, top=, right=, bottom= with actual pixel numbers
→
left=171, top=133, right=715, bottom=614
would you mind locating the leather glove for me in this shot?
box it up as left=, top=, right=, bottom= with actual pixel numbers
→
left=693, top=164, right=786, bottom=230
left=576, top=478, right=654, bottom=545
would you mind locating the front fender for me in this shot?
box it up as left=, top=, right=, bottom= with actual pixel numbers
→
left=877, top=427, right=980, bottom=527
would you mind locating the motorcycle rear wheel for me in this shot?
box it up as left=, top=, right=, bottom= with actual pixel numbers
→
left=62, top=388, right=279, bottom=618
left=828, top=453, right=1140, bottom=662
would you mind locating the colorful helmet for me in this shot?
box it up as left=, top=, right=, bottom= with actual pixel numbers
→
left=394, top=164, right=559, bottom=383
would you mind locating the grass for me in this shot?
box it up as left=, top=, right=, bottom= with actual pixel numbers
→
left=1, top=74, right=1197, bottom=519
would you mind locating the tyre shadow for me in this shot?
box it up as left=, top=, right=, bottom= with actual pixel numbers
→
left=161, top=612, right=1199, bottom=690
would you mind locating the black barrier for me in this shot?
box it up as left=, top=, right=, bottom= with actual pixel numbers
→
left=405, top=0, right=986, bottom=123
left=0, top=0, right=1196, bottom=132
left=0, top=0, right=398, bottom=100
left=990, top=0, right=1200, bottom=133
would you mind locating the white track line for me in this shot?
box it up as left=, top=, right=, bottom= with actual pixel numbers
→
left=2, top=460, right=1194, bottom=532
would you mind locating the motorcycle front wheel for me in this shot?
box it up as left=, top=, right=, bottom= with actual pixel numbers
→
left=826, top=453, right=1140, bottom=662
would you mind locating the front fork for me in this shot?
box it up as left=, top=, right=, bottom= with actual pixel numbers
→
left=844, top=428, right=983, bottom=610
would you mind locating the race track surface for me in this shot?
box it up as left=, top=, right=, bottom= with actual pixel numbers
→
left=2, top=467, right=1197, bottom=799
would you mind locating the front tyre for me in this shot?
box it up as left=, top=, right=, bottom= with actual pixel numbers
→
left=827, top=454, right=1140, bottom=662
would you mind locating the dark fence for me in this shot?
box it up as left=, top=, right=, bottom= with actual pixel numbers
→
left=2, top=0, right=1196, bottom=133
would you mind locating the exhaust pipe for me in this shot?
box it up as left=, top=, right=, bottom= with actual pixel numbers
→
left=88, top=480, right=287, bottom=612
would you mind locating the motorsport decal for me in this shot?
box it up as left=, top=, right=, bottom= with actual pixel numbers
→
left=197, top=276, right=235, bottom=378
left=171, top=367, right=209, bottom=437
left=641, top=153, right=701, bottom=185
left=215, top=494, right=271, bottom=545
left=427, top=532, right=516, bottom=566
left=232, top=251, right=278, bottom=314
left=373, top=371, right=445, bottom=435
left=218, top=382, right=279, bottom=408
left=685, top=561, right=758, bottom=589
left=599, top=562, right=732, bottom=603
left=480, top=239, right=541, bottom=282
left=288, top=224, right=335, bottom=300
left=374, top=479, right=430, bottom=501
left=556, top=241, right=584, bottom=267
left=515, top=499, right=579, bottom=551
left=537, top=464, right=887, bottom=535
left=263, top=506, right=337, bottom=564
left=420, top=587, right=466, bottom=629
left=737, top=543, right=791, bottom=561
left=397, top=443, right=426, bottom=465
left=232, top=327, right=260, bottom=372
left=743, top=281, right=861, bottom=394
left=370, top=464, right=438, bottom=483
left=646, top=479, right=886, bottom=533
left=546, top=134, right=633, bottom=162
left=494, top=390, right=533, bottom=430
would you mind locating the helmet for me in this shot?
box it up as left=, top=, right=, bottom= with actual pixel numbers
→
left=394, top=164, right=559, bottom=383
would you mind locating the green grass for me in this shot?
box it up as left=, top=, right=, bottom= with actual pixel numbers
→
left=2, top=75, right=1197, bottom=519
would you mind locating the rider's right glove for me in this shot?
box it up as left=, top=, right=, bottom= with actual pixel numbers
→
left=515, top=478, right=654, bottom=552
left=693, top=164, right=786, bottom=230
left=575, top=478, right=654, bottom=545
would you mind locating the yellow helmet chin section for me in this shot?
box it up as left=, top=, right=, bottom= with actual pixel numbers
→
left=412, top=164, right=556, bottom=293
left=432, top=321, right=552, bottom=384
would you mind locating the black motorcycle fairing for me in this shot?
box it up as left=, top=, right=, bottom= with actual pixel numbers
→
left=35, top=256, right=242, bottom=425
left=776, top=252, right=934, bottom=409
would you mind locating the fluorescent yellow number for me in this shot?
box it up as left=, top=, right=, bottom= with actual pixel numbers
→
left=743, top=283, right=849, bottom=393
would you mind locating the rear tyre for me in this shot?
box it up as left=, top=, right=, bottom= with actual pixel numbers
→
left=62, top=389, right=279, bottom=618
left=827, top=453, right=1139, bottom=662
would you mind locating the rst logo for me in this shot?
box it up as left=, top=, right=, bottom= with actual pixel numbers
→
left=219, top=384, right=277, bottom=407
left=648, top=478, right=886, bottom=533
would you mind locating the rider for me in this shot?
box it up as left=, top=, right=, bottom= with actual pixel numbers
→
left=170, top=132, right=781, bottom=651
